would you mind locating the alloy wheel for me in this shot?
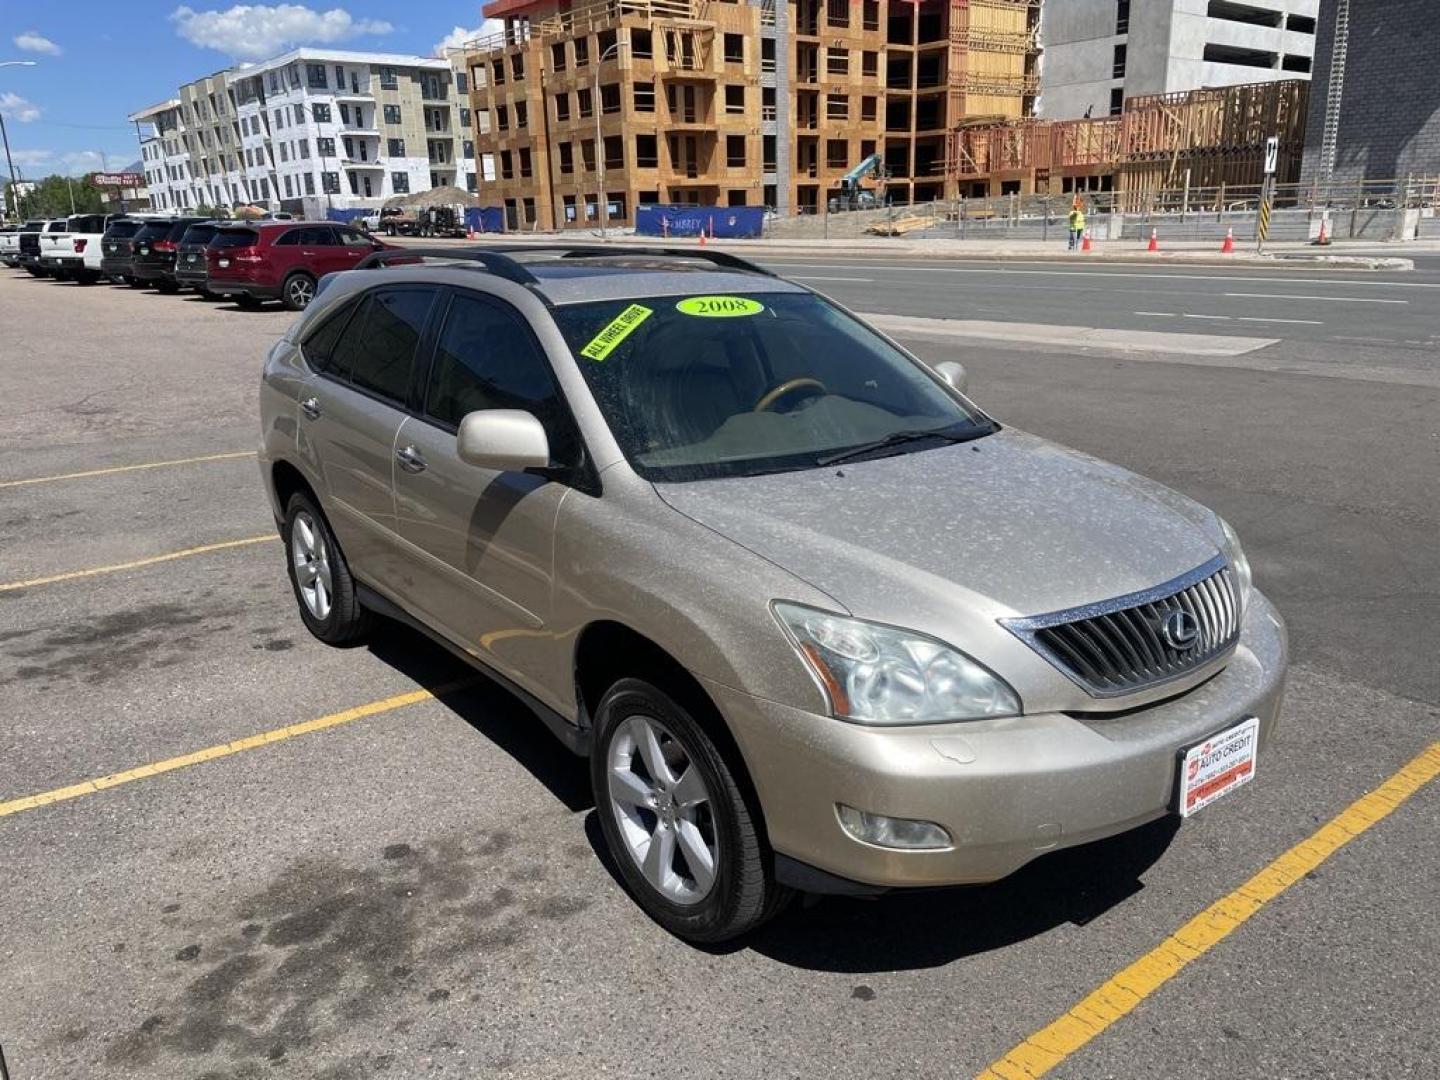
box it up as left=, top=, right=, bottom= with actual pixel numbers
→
left=287, top=276, right=314, bottom=308
left=607, top=715, right=719, bottom=905
left=290, top=510, right=332, bottom=620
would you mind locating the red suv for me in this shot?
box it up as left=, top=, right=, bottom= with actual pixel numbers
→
left=206, top=221, right=392, bottom=310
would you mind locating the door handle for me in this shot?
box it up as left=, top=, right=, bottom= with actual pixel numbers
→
left=395, top=445, right=427, bottom=473
left=300, top=396, right=321, bottom=420
left=302, top=250, right=318, bottom=256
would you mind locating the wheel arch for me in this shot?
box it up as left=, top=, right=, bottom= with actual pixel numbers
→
left=270, top=458, right=319, bottom=529
left=574, top=620, right=774, bottom=846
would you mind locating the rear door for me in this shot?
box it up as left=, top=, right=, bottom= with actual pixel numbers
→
left=295, top=286, right=439, bottom=587
left=391, top=289, right=582, bottom=689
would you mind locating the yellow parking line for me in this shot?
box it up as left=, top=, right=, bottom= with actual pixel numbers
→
left=977, top=739, right=1440, bottom=1080
left=0, top=450, right=256, bottom=490
left=0, top=535, right=277, bottom=593
left=0, top=682, right=474, bottom=819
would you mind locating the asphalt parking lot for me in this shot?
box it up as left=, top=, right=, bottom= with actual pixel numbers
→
left=1, top=258, right=1437, bottom=1080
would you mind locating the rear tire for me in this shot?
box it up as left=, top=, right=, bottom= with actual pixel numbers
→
left=591, top=679, right=791, bottom=942
left=283, top=492, right=371, bottom=646
left=281, top=272, right=316, bottom=311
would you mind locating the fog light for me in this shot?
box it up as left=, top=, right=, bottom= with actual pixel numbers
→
left=836, top=804, right=952, bottom=850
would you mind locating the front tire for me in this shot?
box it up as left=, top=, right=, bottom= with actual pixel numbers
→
left=283, top=493, right=370, bottom=645
left=282, top=272, right=316, bottom=311
left=591, top=679, right=790, bottom=942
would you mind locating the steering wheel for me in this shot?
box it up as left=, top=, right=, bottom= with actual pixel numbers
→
left=754, top=377, right=828, bottom=413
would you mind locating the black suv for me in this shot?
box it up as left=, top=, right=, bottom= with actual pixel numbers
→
left=173, top=221, right=221, bottom=296
left=132, top=217, right=208, bottom=291
left=100, top=219, right=147, bottom=284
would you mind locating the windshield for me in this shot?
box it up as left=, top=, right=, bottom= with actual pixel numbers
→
left=181, top=224, right=218, bottom=245
left=211, top=228, right=258, bottom=249
left=553, top=291, right=992, bottom=482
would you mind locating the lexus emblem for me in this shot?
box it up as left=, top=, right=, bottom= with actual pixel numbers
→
left=1161, top=610, right=1200, bottom=650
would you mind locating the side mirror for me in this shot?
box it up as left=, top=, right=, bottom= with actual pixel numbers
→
left=456, top=409, right=550, bottom=472
left=934, top=360, right=969, bottom=395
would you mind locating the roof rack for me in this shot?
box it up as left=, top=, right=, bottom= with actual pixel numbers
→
left=353, top=243, right=776, bottom=285
left=354, top=246, right=540, bottom=285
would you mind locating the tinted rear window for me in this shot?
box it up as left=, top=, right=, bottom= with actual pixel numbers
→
left=181, top=224, right=218, bottom=245
left=212, top=229, right=259, bottom=249
left=134, top=222, right=174, bottom=241
left=104, top=221, right=141, bottom=238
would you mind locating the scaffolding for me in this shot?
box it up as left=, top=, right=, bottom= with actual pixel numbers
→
left=944, top=79, right=1309, bottom=203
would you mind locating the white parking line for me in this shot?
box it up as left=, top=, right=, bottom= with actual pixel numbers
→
left=1224, top=292, right=1408, bottom=304
left=1238, top=317, right=1325, bottom=325
left=791, top=275, right=875, bottom=282
left=1182, top=313, right=1231, bottom=320
left=1135, top=311, right=1177, bottom=317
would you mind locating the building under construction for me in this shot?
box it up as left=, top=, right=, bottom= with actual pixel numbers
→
left=945, top=78, right=1309, bottom=206
left=464, top=0, right=1040, bottom=230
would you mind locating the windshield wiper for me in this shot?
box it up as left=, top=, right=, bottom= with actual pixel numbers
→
left=816, top=425, right=991, bottom=468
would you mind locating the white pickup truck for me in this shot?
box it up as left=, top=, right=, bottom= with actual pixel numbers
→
left=1, top=220, right=44, bottom=272
left=37, top=213, right=121, bottom=283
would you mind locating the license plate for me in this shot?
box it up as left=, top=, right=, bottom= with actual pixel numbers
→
left=187, top=254, right=197, bottom=263
left=219, top=259, right=230, bottom=268
left=1178, top=716, right=1259, bottom=817
left=139, top=246, right=149, bottom=255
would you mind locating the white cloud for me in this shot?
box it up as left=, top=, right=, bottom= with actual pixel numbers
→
left=0, top=93, right=41, bottom=123
left=170, top=4, right=394, bottom=60
left=8, top=149, right=55, bottom=168
left=433, top=21, right=504, bottom=56
left=14, top=30, right=62, bottom=55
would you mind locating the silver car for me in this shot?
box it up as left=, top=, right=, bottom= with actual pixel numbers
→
left=259, top=246, right=1287, bottom=942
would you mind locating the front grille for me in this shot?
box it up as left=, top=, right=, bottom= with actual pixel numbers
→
left=1003, top=555, right=1241, bottom=697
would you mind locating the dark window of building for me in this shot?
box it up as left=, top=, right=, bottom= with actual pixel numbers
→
left=511, top=53, right=525, bottom=80
left=500, top=150, right=514, bottom=179
left=388, top=138, right=405, bottom=156
left=312, top=103, right=332, bottom=123
left=519, top=147, right=532, bottom=177
left=1281, top=54, right=1311, bottom=72
left=384, top=104, right=402, bottom=124
left=862, top=50, right=879, bottom=77
left=601, top=83, right=622, bottom=113
left=321, top=171, right=340, bottom=193
left=1109, top=87, right=1124, bottom=115
left=578, top=87, right=593, bottom=118
left=379, top=67, right=398, bottom=90
left=631, top=27, right=652, bottom=58
left=1116, top=0, right=1130, bottom=34
left=861, top=96, right=877, bottom=122
left=552, top=42, right=567, bottom=72
left=763, top=134, right=776, bottom=171
left=634, top=82, right=655, bottom=112
left=1287, top=13, right=1316, bottom=34
left=392, top=171, right=409, bottom=193
left=559, top=142, right=574, bottom=173
left=725, top=84, right=745, bottom=115
left=556, top=93, right=571, bottom=121
left=1202, top=42, right=1278, bottom=68
left=306, top=63, right=327, bottom=89
left=827, top=0, right=850, bottom=29
left=515, top=101, right=528, bottom=127
left=574, top=38, right=589, bottom=66
left=1207, top=1, right=1282, bottom=28
left=728, top=188, right=748, bottom=206
left=317, top=137, right=335, bottom=157
left=1113, top=43, right=1126, bottom=78
left=497, top=105, right=509, bottom=130
left=635, top=134, right=658, bottom=167
left=726, top=134, right=746, bottom=168
left=604, top=135, right=623, bottom=169
left=724, top=33, right=744, bottom=63
left=580, top=139, right=596, bottom=171
left=826, top=139, right=848, bottom=169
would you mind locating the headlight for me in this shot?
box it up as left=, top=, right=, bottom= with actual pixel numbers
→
left=1218, top=517, right=1253, bottom=614
left=773, top=602, right=1020, bottom=724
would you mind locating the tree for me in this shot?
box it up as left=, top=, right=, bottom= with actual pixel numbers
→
left=4, top=173, right=106, bottom=218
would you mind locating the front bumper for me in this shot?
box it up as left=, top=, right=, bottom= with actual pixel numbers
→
left=708, top=590, right=1288, bottom=889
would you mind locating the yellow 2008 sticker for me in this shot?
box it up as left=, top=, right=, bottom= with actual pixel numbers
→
left=580, top=303, right=653, bottom=361
left=676, top=296, right=766, bottom=317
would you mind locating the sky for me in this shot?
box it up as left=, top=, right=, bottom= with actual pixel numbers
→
left=0, top=1, right=503, bottom=178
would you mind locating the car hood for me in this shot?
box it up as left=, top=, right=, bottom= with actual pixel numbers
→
left=653, top=429, right=1221, bottom=620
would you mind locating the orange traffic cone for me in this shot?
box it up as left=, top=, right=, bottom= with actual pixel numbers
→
left=698, top=227, right=706, bottom=247
left=1147, top=228, right=1159, bottom=252
left=1081, top=229, right=1092, bottom=252
left=1221, top=227, right=1235, bottom=254
left=1314, top=218, right=1331, bottom=246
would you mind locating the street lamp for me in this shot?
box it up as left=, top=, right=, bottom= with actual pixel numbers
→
left=0, top=60, right=39, bottom=221
left=594, top=41, right=629, bottom=238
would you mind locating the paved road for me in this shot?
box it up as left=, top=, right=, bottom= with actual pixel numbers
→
left=760, top=255, right=1440, bottom=356
left=0, top=263, right=1435, bottom=1079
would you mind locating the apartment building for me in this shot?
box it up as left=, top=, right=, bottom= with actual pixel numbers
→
left=1039, top=0, right=1319, bottom=120
left=464, top=0, right=1039, bottom=230
left=130, top=49, right=476, bottom=215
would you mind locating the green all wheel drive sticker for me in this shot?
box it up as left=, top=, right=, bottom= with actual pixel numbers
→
left=676, top=296, right=766, bottom=317
left=580, top=303, right=653, bottom=361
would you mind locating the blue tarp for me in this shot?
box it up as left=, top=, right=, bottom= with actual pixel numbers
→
left=325, top=208, right=368, bottom=224
left=635, top=204, right=765, bottom=239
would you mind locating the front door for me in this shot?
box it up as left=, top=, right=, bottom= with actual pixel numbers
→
left=296, top=287, right=438, bottom=586
left=392, top=290, right=583, bottom=694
